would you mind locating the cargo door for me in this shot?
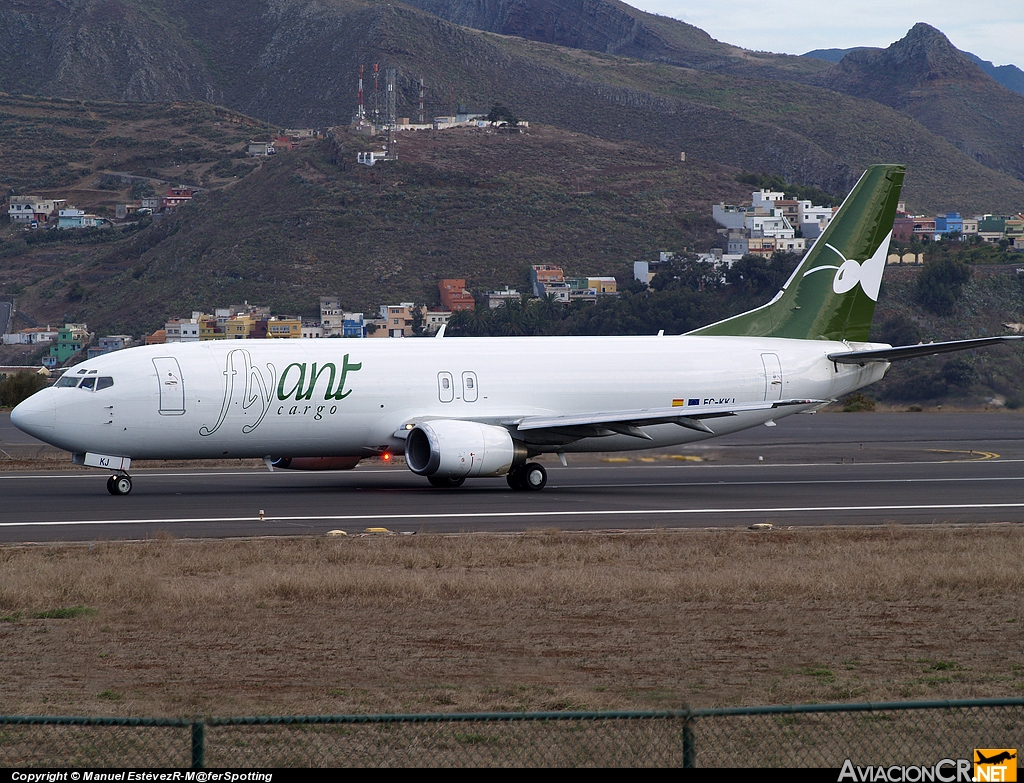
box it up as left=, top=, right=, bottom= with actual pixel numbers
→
left=761, top=353, right=783, bottom=401
left=153, top=357, right=186, bottom=415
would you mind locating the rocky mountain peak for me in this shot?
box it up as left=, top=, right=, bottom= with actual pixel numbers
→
left=832, top=22, right=987, bottom=88
left=883, top=22, right=982, bottom=80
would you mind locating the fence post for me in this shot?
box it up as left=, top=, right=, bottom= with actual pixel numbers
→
left=682, top=714, right=696, bottom=768
left=191, top=721, right=205, bottom=769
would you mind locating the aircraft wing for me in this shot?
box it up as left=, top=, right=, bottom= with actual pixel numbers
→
left=827, top=336, right=1023, bottom=364
left=507, top=398, right=823, bottom=441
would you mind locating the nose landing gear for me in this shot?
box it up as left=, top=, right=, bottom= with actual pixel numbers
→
left=106, top=474, right=133, bottom=496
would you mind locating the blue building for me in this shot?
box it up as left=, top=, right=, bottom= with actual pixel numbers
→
left=935, top=212, right=963, bottom=236
left=343, top=313, right=366, bottom=338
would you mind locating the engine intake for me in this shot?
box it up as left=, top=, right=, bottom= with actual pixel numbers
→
left=405, top=420, right=523, bottom=478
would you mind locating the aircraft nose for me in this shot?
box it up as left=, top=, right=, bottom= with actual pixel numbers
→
left=10, top=391, right=55, bottom=441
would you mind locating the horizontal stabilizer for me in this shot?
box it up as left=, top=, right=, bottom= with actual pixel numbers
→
left=828, top=336, right=1023, bottom=364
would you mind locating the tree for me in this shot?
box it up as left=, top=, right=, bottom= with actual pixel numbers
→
left=0, top=371, right=48, bottom=408
left=486, top=103, right=518, bottom=126
left=492, top=297, right=532, bottom=335
left=873, top=313, right=921, bottom=347
left=533, top=292, right=563, bottom=324
left=915, top=255, right=972, bottom=315
left=410, top=305, right=426, bottom=336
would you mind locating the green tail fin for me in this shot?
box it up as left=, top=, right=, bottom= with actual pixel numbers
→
left=690, top=164, right=905, bottom=342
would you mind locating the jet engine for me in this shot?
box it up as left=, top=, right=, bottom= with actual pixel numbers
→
left=405, top=420, right=524, bottom=478
left=271, top=456, right=362, bottom=471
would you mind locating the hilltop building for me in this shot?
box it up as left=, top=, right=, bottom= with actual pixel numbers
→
left=162, top=304, right=300, bottom=342
left=41, top=324, right=91, bottom=368
left=713, top=189, right=831, bottom=257
left=87, top=335, right=133, bottom=359
left=57, top=208, right=108, bottom=229
left=8, top=196, right=66, bottom=226
left=484, top=287, right=522, bottom=309
left=3, top=326, right=59, bottom=346
left=439, top=279, right=475, bottom=311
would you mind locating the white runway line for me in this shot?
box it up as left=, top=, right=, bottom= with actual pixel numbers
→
left=4, top=501, right=1024, bottom=527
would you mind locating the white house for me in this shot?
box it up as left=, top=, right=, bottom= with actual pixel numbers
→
left=798, top=202, right=835, bottom=238
left=8, top=196, right=65, bottom=225
left=745, top=214, right=795, bottom=239
left=57, top=208, right=106, bottom=229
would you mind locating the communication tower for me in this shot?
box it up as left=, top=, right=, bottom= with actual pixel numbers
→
left=386, top=68, right=398, bottom=160
left=372, top=64, right=380, bottom=124
left=356, top=65, right=365, bottom=121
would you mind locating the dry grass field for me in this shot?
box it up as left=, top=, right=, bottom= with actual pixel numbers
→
left=0, top=526, right=1022, bottom=718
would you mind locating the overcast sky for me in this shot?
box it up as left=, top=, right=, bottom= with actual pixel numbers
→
left=629, top=1, right=1022, bottom=69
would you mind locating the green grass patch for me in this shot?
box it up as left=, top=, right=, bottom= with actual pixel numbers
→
left=801, top=667, right=836, bottom=682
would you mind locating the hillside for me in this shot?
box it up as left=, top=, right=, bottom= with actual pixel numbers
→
left=0, top=93, right=270, bottom=197
left=2, top=1, right=1024, bottom=211
left=398, top=0, right=829, bottom=80
left=0, top=120, right=753, bottom=336
left=869, top=265, right=1024, bottom=407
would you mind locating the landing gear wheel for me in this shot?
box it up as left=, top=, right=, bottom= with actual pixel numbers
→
left=508, top=463, right=547, bottom=491
left=507, top=467, right=526, bottom=490
left=107, top=474, right=132, bottom=496
left=521, top=462, right=547, bottom=491
left=428, top=475, right=466, bottom=488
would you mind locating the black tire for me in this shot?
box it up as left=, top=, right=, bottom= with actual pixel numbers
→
left=506, top=467, right=525, bottom=490
left=113, top=475, right=132, bottom=495
left=428, top=475, right=465, bottom=488
left=106, top=475, right=118, bottom=495
left=522, top=462, right=547, bottom=491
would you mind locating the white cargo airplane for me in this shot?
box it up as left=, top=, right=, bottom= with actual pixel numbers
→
left=11, top=164, right=1017, bottom=494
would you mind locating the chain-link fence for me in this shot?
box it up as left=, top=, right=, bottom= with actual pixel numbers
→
left=1, top=698, right=1021, bottom=767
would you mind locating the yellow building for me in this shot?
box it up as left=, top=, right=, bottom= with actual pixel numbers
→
left=587, top=277, right=618, bottom=294
left=224, top=315, right=256, bottom=339
left=198, top=314, right=227, bottom=340
left=266, top=316, right=301, bottom=338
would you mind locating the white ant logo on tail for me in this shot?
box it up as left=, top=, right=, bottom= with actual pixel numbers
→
left=801, top=230, right=891, bottom=302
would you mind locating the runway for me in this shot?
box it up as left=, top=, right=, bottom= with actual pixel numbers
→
left=3, top=411, right=1024, bottom=542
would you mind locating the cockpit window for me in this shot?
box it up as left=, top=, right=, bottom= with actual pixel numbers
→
left=79, top=377, right=96, bottom=391
left=96, top=377, right=114, bottom=391
left=57, top=376, right=80, bottom=388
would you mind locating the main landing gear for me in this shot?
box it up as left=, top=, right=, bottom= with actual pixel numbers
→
left=423, top=462, right=548, bottom=491
left=106, top=473, right=133, bottom=496
left=506, top=462, right=547, bottom=492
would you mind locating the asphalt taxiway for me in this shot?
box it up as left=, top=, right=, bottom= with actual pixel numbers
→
left=2, top=411, right=1024, bottom=542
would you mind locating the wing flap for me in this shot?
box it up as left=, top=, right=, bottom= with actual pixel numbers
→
left=512, top=399, right=822, bottom=434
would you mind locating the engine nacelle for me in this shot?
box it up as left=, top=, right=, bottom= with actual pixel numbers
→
left=405, top=420, right=522, bottom=478
left=271, top=456, right=362, bottom=471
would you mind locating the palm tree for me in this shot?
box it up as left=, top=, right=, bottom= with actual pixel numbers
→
left=493, top=298, right=530, bottom=336
left=465, top=302, right=494, bottom=336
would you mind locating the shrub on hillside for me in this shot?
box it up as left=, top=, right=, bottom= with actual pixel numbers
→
left=915, top=256, right=972, bottom=315
left=0, top=372, right=47, bottom=408
left=841, top=392, right=876, bottom=412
